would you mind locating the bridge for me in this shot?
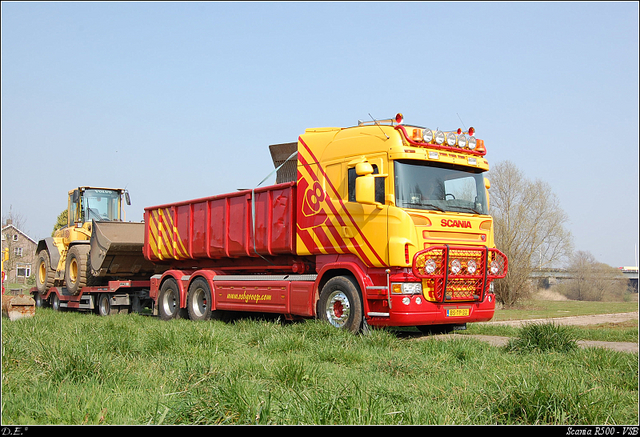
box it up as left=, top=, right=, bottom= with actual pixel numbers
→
left=530, top=267, right=638, bottom=292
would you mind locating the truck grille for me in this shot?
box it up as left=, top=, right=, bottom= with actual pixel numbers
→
left=412, top=245, right=507, bottom=302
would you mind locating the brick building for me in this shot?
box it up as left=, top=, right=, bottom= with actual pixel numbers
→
left=1, top=222, right=37, bottom=284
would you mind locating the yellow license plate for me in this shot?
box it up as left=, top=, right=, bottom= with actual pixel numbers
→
left=446, top=308, right=470, bottom=317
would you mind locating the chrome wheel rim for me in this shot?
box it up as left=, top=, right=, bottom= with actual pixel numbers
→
left=324, top=290, right=350, bottom=328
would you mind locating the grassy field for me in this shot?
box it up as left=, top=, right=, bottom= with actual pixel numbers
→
left=1, top=301, right=638, bottom=425
left=459, top=300, right=639, bottom=343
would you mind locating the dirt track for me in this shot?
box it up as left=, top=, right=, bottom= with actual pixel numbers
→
left=436, top=312, right=639, bottom=353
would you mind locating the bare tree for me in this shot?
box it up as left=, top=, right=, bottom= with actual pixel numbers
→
left=557, top=251, right=628, bottom=301
left=2, top=206, right=28, bottom=233
left=489, top=161, right=573, bottom=306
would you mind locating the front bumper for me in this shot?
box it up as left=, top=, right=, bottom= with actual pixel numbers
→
left=364, top=245, right=507, bottom=327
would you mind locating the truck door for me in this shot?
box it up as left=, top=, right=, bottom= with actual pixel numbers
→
left=342, top=155, right=389, bottom=268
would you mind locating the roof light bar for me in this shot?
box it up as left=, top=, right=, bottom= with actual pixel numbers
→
left=408, top=126, right=480, bottom=152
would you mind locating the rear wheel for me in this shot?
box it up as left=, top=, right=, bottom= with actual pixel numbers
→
left=187, top=278, right=213, bottom=321
left=35, top=250, right=55, bottom=294
left=157, top=278, right=186, bottom=320
left=65, top=245, right=92, bottom=295
left=317, top=276, right=364, bottom=333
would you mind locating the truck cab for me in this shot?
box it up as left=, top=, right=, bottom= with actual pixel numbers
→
left=294, top=114, right=507, bottom=329
left=69, top=187, right=129, bottom=224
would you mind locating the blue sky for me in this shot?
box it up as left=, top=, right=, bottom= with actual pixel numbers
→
left=2, top=2, right=638, bottom=268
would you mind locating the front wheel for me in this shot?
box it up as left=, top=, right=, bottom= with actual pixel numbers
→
left=33, top=292, right=49, bottom=308
left=317, top=276, right=364, bottom=333
left=50, top=293, right=62, bottom=311
left=65, top=245, right=92, bottom=295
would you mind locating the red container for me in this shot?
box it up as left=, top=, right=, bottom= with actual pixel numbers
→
left=143, top=182, right=297, bottom=263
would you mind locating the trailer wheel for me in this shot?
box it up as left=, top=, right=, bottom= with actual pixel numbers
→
left=35, top=250, right=55, bottom=294
left=158, top=278, right=186, bottom=321
left=317, top=276, right=364, bottom=333
left=65, top=245, right=92, bottom=295
left=187, top=278, right=214, bottom=321
left=97, top=293, right=116, bottom=316
left=50, top=293, right=62, bottom=311
left=33, top=292, right=48, bottom=308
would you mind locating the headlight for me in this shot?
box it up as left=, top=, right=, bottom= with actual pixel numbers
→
left=451, top=259, right=461, bottom=274
left=468, top=136, right=477, bottom=150
left=424, top=258, right=437, bottom=274
left=457, top=134, right=467, bottom=148
left=490, top=260, right=500, bottom=275
left=423, top=129, right=434, bottom=143
left=446, top=132, right=457, bottom=147
left=467, top=260, right=477, bottom=274
left=434, top=130, right=445, bottom=145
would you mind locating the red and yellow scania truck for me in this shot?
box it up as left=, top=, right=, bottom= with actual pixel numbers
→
left=142, top=113, right=507, bottom=332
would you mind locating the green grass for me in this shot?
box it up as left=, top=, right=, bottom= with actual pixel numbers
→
left=2, top=306, right=638, bottom=425
left=490, top=300, right=638, bottom=321
left=464, top=319, right=639, bottom=343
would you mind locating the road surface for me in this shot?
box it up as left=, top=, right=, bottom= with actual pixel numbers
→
left=431, top=311, right=639, bottom=353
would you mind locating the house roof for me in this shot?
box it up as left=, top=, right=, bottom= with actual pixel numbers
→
left=1, top=224, right=37, bottom=245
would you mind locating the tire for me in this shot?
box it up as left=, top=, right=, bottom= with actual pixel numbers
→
left=317, top=276, right=364, bottom=333
left=97, top=293, right=116, bottom=316
left=157, top=278, right=186, bottom=321
left=65, top=245, right=92, bottom=295
left=36, top=250, right=55, bottom=294
left=33, top=292, right=48, bottom=308
left=187, top=278, right=213, bottom=321
left=51, top=293, right=62, bottom=311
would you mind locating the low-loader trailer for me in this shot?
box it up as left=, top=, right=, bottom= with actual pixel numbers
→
left=33, top=114, right=507, bottom=333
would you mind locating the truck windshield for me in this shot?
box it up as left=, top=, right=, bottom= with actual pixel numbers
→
left=394, top=160, right=488, bottom=215
left=83, top=189, right=120, bottom=221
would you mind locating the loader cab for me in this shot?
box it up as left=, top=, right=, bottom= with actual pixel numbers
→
left=68, top=187, right=131, bottom=226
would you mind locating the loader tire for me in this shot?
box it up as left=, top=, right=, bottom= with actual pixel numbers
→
left=36, top=250, right=55, bottom=294
left=65, top=245, right=94, bottom=295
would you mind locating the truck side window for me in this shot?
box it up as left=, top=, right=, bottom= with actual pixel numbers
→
left=348, top=165, right=385, bottom=204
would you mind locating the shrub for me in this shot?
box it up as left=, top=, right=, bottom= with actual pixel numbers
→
left=505, top=322, right=578, bottom=354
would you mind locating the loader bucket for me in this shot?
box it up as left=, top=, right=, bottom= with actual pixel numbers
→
left=90, top=221, right=156, bottom=277
left=2, top=294, right=36, bottom=321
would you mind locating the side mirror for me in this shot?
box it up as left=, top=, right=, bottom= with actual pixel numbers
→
left=125, top=191, right=131, bottom=205
left=355, top=162, right=374, bottom=176
left=484, top=178, right=490, bottom=190
left=355, top=174, right=376, bottom=205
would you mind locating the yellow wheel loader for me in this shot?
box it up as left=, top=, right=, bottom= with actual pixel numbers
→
left=34, top=187, right=155, bottom=298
